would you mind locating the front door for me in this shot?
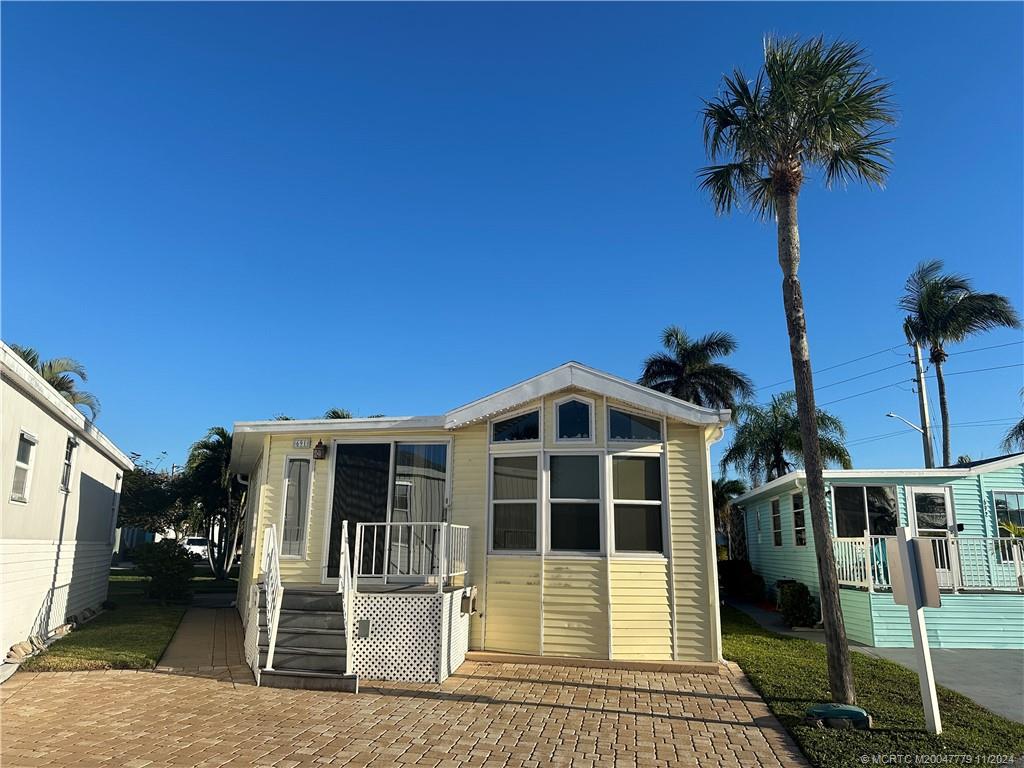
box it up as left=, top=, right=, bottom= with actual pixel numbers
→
left=326, top=443, right=392, bottom=580
left=908, top=486, right=956, bottom=588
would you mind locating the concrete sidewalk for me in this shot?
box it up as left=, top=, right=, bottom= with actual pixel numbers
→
left=156, top=606, right=253, bottom=685
left=734, top=602, right=1024, bottom=723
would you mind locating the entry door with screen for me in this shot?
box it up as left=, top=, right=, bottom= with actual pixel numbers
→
left=327, top=443, right=392, bottom=580
left=909, top=486, right=955, bottom=587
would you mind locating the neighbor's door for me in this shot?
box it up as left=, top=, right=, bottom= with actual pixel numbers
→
left=908, top=486, right=956, bottom=588
left=326, top=443, right=392, bottom=581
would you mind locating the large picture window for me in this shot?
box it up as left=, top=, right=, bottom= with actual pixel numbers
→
left=833, top=485, right=898, bottom=538
left=492, top=411, right=539, bottom=443
left=549, top=455, right=600, bottom=551
left=612, top=456, right=663, bottom=553
left=491, top=456, right=538, bottom=550
left=282, top=458, right=310, bottom=556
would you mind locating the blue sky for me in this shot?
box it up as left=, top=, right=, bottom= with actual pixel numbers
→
left=3, top=2, right=1021, bottom=473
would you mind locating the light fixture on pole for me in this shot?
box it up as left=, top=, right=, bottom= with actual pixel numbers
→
left=886, top=412, right=935, bottom=468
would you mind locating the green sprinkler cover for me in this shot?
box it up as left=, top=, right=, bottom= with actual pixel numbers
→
left=804, top=703, right=872, bottom=730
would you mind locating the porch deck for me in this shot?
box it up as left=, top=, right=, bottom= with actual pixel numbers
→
left=283, top=582, right=465, bottom=595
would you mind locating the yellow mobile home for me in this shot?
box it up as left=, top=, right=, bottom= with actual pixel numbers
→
left=230, top=362, right=729, bottom=689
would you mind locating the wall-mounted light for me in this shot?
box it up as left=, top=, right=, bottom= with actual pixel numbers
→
left=312, top=440, right=328, bottom=460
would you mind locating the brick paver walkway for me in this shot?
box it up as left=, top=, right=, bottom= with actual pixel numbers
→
left=0, top=658, right=806, bottom=767
left=155, top=607, right=252, bottom=684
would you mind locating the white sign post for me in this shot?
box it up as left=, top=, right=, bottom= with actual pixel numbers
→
left=886, top=527, right=942, bottom=735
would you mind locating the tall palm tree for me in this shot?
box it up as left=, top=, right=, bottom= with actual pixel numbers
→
left=9, top=343, right=100, bottom=419
left=182, top=427, right=241, bottom=579
left=712, top=477, right=747, bottom=559
left=324, top=408, right=353, bottom=419
left=900, top=260, right=1021, bottom=465
left=697, top=36, right=894, bottom=703
left=1001, top=389, right=1024, bottom=453
left=639, top=326, right=753, bottom=410
left=720, top=393, right=852, bottom=486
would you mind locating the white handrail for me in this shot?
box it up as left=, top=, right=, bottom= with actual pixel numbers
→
left=335, top=520, right=354, bottom=676
left=353, top=522, right=469, bottom=589
left=261, top=524, right=284, bottom=670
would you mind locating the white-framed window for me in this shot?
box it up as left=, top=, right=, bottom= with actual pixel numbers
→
left=490, top=454, right=539, bottom=551
left=393, top=480, right=412, bottom=515
left=554, top=396, right=594, bottom=443
left=792, top=492, right=807, bottom=546
left=771, top=498, right=782, bottom=547
left=491, top=409, right=540, bottom=443
left=548, top=454, right=601, bottom=553
left=11, top=431, right=37, bottom=503
left=993, top=490, right=1024, bottom=536
left=832, top=485, right=899, bottom=537
left=282, top=457, right=311, bottom=557
left=611, top=455, right=663, bottom=553
left=608, top=407, right=661, bottom=442
left=755, top=505, right=762, bottom=544
left=60, top=436, right=78, bottom=492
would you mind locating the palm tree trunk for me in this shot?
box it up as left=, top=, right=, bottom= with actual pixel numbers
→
left=933, top=356, right=951, bottom=466
left=776, top=191, right=857, bottom=705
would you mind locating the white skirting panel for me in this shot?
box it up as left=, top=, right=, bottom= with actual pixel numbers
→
left=351, top=589, right=471, bottom=683
left=0, top=539, right=112, bottom=653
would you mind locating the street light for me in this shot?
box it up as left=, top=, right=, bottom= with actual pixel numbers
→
left=886, top=412, right=935, bottom=468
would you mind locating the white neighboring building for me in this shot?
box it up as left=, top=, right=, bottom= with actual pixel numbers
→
left=1, top=342, right=133, bottom=654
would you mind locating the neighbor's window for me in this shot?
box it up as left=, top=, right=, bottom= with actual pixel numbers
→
left=556, top=399, right=592, bottom=441
left=549, top=455, right=601, bottom=552
left=60, top=437, right=77, bottom=492
left=11, top=432, right=36, bottom=503
left=771, top=499, right=782, bottom=547
left=491, top=456, right=538, bottom=551
left=994, top=492, right=1024, bottom=536
left=608, top=408, right=661, bottom=441
left=792, top=492, right=807, bottom=546
left=393, top=481, right=412, bottom=516
left=492, top=411, right=540, bottom=442
left=282, top=458, right=310, bottom=556
left=833, top=486, right=898, bottom=538
left=612, top=456, right=663, bottom=553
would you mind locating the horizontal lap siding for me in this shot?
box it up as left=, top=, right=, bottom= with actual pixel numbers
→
left=543, top=559, right=608, bottom=659
left=609, top=559, right=672, bottom=660
left=484, top=558, right=541, bottom=654
left=839, top=589, right=874, bottom=645
left=0, top=540, right=111, bottom=651
left=977, top=464, right=1024, bottom=537
left=667, top=424, right=715, bottom=662
left=745, top=495, right=821, bottom=597
left=450, top=424, right=487, bottom=648
left=870, top=592, right=1024, bottom=648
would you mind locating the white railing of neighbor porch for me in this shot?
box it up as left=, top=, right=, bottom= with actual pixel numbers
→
left=335, top=520, right=354, bottom=676
left=261, top=525, right=284, bottom=670
left=354, top=522, right=470, bottom=594
left=244, top=583, right=262, bottom=684
left=834, top=534, right=1024, bottom=593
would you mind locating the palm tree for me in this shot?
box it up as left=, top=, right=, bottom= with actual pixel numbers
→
left=698, top=36, right=893, bottom=704
left=324, top=408, right=353, bottom=419
left=900, top=260, right=1021, bottom=465
left=712, top=477, right=747, bottom=559
left=1001, top=390, right=1024, bottom=453
left=721, top=393, right=852, bottom=485
left=9, top=343, right=100, bottom=419
left=181, top=427, right=242, bottom=579
left=639, top=326, right=753, bottom=409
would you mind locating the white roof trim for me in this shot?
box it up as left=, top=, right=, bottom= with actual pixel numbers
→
left=233, top=415, right=447, bottom=435
left=443, top=362, right=730, bottom=429
left=1, top=342, right=133, bottom=470
left=732, top=455, right=1024, bottom=506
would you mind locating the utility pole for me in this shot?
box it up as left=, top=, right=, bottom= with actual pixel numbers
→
left=910, top=342, right=936, bottom=468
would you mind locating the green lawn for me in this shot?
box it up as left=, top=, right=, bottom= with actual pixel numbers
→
left=18, top=568, right=235, bottom=672
left=722, top=606, right=1024, bottom=768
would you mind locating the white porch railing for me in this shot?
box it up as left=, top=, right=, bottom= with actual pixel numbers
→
left=261, top=524, right=284, bottom=670
left=834, top=533, right=1024, bottom=593
left=353, top=522, right=470, bottom=594
left=335, top=520, right=354, bottom=676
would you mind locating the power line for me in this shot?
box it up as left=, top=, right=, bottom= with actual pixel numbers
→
left=846, top=420, right=1018, bottom=447
left=756, top=344, right=905, bottom=392
left=816, top=363, right=1023, bottom=409
left=925, top=363, right=1023, bottom=379
left=948, top=340, right=1023, bottom=356
left=814, top=361, right=908, bottom=392
left=818, top=381, right=907, bottom=407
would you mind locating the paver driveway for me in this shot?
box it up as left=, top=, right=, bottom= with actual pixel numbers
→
left=1, top=662, right=806, bottom=767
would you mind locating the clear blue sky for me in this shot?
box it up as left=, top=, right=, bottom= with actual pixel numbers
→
left=3, top=2, right=1021, bottom=473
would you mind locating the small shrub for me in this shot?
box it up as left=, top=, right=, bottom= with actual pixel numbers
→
left=778, top=580, right=818, bottom=627
left=717, top=560, right=765, bottom=602
left=134, top=540, right=194, bottom=602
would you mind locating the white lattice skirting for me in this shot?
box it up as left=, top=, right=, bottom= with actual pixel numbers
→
left=351, top=589, right=471, bottom=683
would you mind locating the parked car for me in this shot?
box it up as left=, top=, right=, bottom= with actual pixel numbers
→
left=181, top=537, right=209, bottom=560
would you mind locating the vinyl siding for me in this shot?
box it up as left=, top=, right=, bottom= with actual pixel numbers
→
left=543, top=558, right=608, bottom=659
left=744, top=493, right=820, bottom=596
left=870, top=592, right=1024, bottom=648
left=666, top=423, right=717, bottom=662
left=484, top=557, right=541, bottom=653
left=839, top=589, right=874, bottom=646
left=609, top=558, right=672, bottom=659
left=449, top=423, right=488, bottom=647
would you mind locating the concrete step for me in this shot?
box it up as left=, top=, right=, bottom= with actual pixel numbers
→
left=261, top=647, right=346, bottom=674
left=259, top=627, right=347, bottom=651
left=260, top=669, right=358, bottom=693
